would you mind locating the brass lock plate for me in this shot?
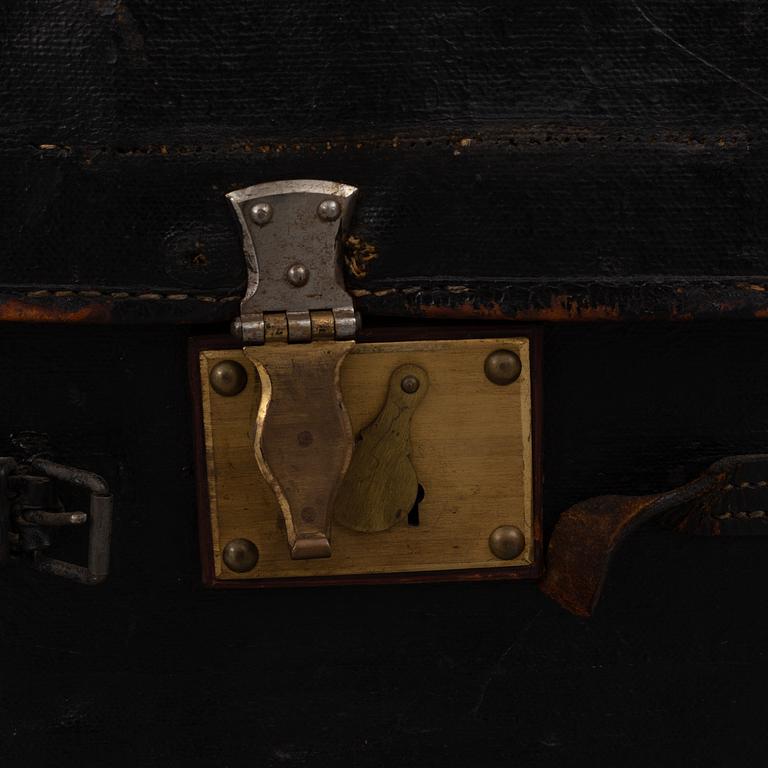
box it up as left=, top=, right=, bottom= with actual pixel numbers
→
left=191, top=329, right=541, bottom=585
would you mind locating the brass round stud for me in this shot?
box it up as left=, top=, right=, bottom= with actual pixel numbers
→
left=400, top=375, right=420, bottom=394
left=209, top=360, right=247, bottom=397
left=484, top=350, right=522, bottom=386
left=488, top=525, right=526, bottom=560
left=222, top=538, right=259, bottom=572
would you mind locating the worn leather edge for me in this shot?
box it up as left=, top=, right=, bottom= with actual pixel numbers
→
left=7, top=277, right=768, bottom=325
left=0, top=289, right=241, bottom=325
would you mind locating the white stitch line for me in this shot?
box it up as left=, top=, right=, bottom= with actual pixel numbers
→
left=715, top=511, right=768, bottom=520
left=736, top=481, right=768, bottom=489
left=40, top=132, right=753, bottom=158
left=26, top=276, right=768, bottom=304
left=23, top=289, right=242, bottom=303
left=350, top=286, right=472, bottom=297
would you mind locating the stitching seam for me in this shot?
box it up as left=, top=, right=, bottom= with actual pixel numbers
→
left=22, top=289, right=241, bottom=303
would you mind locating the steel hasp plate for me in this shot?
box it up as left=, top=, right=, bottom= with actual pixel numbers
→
left=194, top=335, right=541, bottom=585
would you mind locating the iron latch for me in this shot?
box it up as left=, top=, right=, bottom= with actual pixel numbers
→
left=227, top=180, right=360, bottom=559
left=0, top=457, right=112, bottom=584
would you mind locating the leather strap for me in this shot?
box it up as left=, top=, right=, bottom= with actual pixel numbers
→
left=541, top=454, right=768, bottom=617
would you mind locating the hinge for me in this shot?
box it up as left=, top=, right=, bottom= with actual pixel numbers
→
left=227, top=180, right=359, bottom=344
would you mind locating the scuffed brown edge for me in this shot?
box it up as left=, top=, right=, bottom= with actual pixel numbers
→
left=8, top=277, right=768, bottom=325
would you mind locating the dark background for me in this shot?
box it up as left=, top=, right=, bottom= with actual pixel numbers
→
left=2, top=1, right=768, bottom=765
left=2, top=321, right=768, bottom=766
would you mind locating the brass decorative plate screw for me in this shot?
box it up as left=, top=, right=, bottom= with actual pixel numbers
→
left=222, top=538, right=259, bottom=572
left=484, top=350, right=522, bottom=385
left=209, top=360, right=248, bottom=397
left=488, top=524, right=525, bottom=559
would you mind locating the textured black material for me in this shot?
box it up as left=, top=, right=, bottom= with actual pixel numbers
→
left=2, top=321, right=768, bottom=764
left=2, top=2, right=768, bottom=320
left=1, top=140, right=767, bottom=293
left=4, top=2, right=768, bottom=144
left=3, top=1, right=768, bottom=763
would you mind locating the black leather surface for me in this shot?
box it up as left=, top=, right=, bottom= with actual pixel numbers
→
left=2, top=2, right=768, bottom=320
left=2, top=321, right=768, bottom=765
left=3, top=2, right=768, bottom=763
left=5, top=2, right=767, bottom=144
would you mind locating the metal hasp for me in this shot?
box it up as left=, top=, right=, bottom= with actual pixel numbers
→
left=0, top=457, right=112, bottom=584
left=228, top=180, right=359, bottom=559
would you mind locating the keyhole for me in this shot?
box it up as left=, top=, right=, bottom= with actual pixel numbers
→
left=408, top=484, right=425, bottom=526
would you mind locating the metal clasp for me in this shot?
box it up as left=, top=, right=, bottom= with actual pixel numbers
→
left=227, top=180, right=359, bottom=559
left=0, top=457, right=112, bottom=584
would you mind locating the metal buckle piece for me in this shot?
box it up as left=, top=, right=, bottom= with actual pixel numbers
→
left=1, top=457, right=112, bottom=584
